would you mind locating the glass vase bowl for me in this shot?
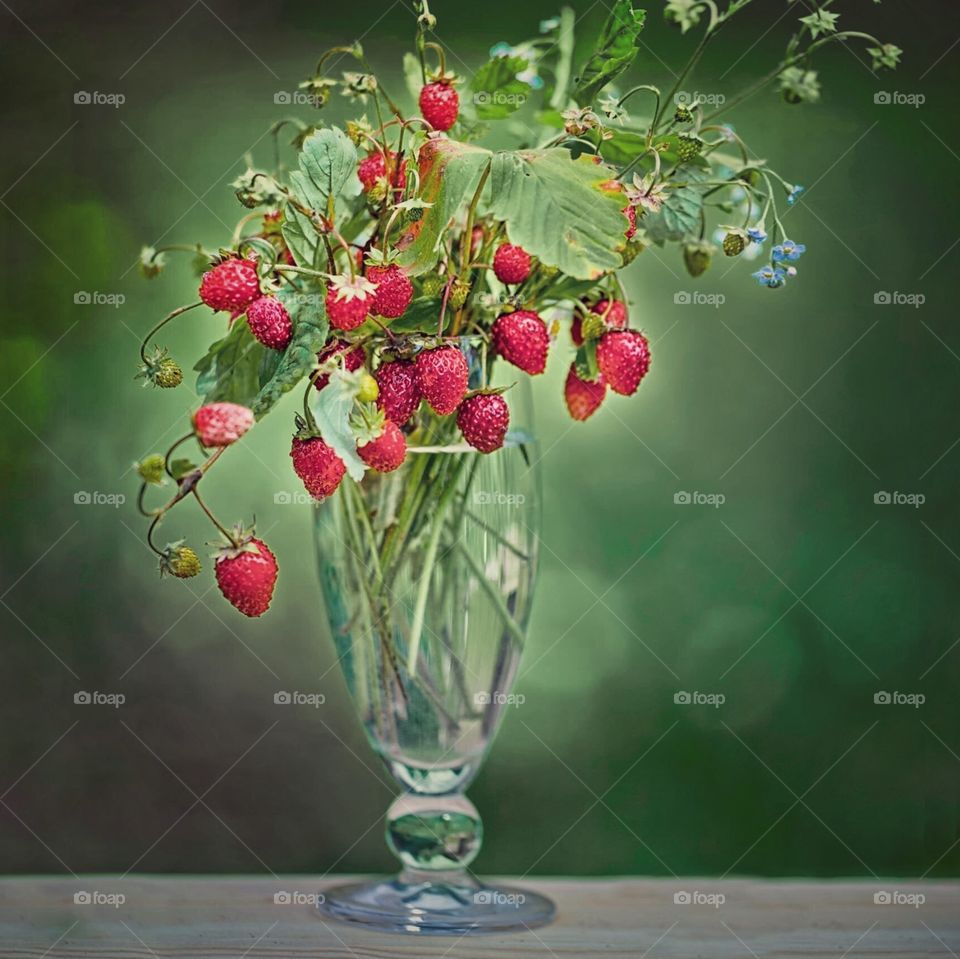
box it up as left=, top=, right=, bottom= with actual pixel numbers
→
left=312, top=341, right=553, bottom=934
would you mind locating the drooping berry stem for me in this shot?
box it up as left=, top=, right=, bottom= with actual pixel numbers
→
left=139, top=302, right=201, bottom=364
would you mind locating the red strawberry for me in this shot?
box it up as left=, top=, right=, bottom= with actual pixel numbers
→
left=246, top=295, right=292, bottom=350
left=325, top=275, right=376, bottom=331
left=493, top=243, right=531, bottom=285
left=591, top=298, right=628, bottom=329
left=314, top=340, right=365, bottom=391
left=564, top=364, right=606, bottom=421
left=623, top=204, right=637, bottom=240
left=368, top=264, right=413, bottom=318
left=492, top=310, right=549, bottom=375
left=596, top=330, right=651, bottom=396
left=457, top=393, right=510, bottom=453
left=215, top=538, right=278, bottom=618
left=415, top=346, right=469, bottom=416
left=357, top=150, right=407, bottom=193
left=290, top=436, right=346, bottom=501
left=199, top=258, right=260, bottom=318
left=193, top=402, right=254, bottom=447
left=376, top=359, right=421, bottom=425
left=419, top=81, right=459, bottom=131
left=358, top=420, right=407, bottom=473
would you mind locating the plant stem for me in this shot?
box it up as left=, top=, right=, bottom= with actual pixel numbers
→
left=405, top=453, right=468, bottom=675
left=139, top=303, right=202, bottom=364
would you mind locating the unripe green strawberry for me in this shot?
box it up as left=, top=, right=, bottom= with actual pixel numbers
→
left=421, top=274, right=445, bottom=298
left=160, top=542, right=201, bottom=579
left=723, top=231, right=746, bottom=257
left=676, top=134, right=704, bottom=162
left=674, top=103, right=693, bottom=124
left=450, top=279, right=471, bottom=309
left=580, top=314, right=607, bottom=342
left=137, top=454, right=166, bottom=485
left=357, top=371, right=379, bottom=403
left=155, top=358, right=183, bottom=388
left=683, top=241, right=715, bottom=278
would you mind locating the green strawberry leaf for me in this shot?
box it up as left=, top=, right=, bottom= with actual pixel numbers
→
left=471, top=55, right=531, bottom=119
left=643, top=163, right=709, bottom=244
left=309, top=368, right=367, bottom=481
left=289, top=126, right=358, bottom=216
left=574, top=1, right=646, bottom=106
left=282, top=207, right=321, bottom=268
left=396, top=138, right=493, bottom=275
left=488, top=148, right=626, bottom=280
left=194, top=321, right=265, bottom=406
left=251, top=298, right=329, bottom=419
left=169, top=458, right=198, bottom=480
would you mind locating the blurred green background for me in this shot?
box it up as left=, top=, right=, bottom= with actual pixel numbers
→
left=1, top=0, right=958, bottom=880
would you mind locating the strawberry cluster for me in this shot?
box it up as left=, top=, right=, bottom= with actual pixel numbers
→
left=133, top=0, right=896, bottom=617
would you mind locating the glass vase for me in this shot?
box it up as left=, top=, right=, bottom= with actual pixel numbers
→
left=312, top=345, right=553, bottom=935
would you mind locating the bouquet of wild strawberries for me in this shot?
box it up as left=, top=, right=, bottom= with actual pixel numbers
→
left=134, top=1, right=899, bottom=617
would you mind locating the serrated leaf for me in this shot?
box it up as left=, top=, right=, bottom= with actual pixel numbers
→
left=396, top=138, right=493, bottom=276
left=251, top=299, right=329, bottom=419
left=471, top=55, right=532, bottom=119
left=194, top=321, right=265, bottom=405
left=574, top=1, right=646, bottom=106
left=282, top=207, right=321, bottom=268
left=289, top=126, right=358, bottom=216
left=643, top=164, right=708, bottom=244
left=488, top=149, right=626, bottom=279
left=309, top=370, right=367, bottom=481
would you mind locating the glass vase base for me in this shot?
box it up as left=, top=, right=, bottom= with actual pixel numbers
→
left=317, top=876, right=556, bottom=936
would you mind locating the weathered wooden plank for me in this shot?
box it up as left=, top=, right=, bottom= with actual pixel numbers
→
left=0, top=877, right=957, bottom=958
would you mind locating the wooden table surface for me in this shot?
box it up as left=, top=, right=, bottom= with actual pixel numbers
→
left=0, top=876, right=957, bottom=958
